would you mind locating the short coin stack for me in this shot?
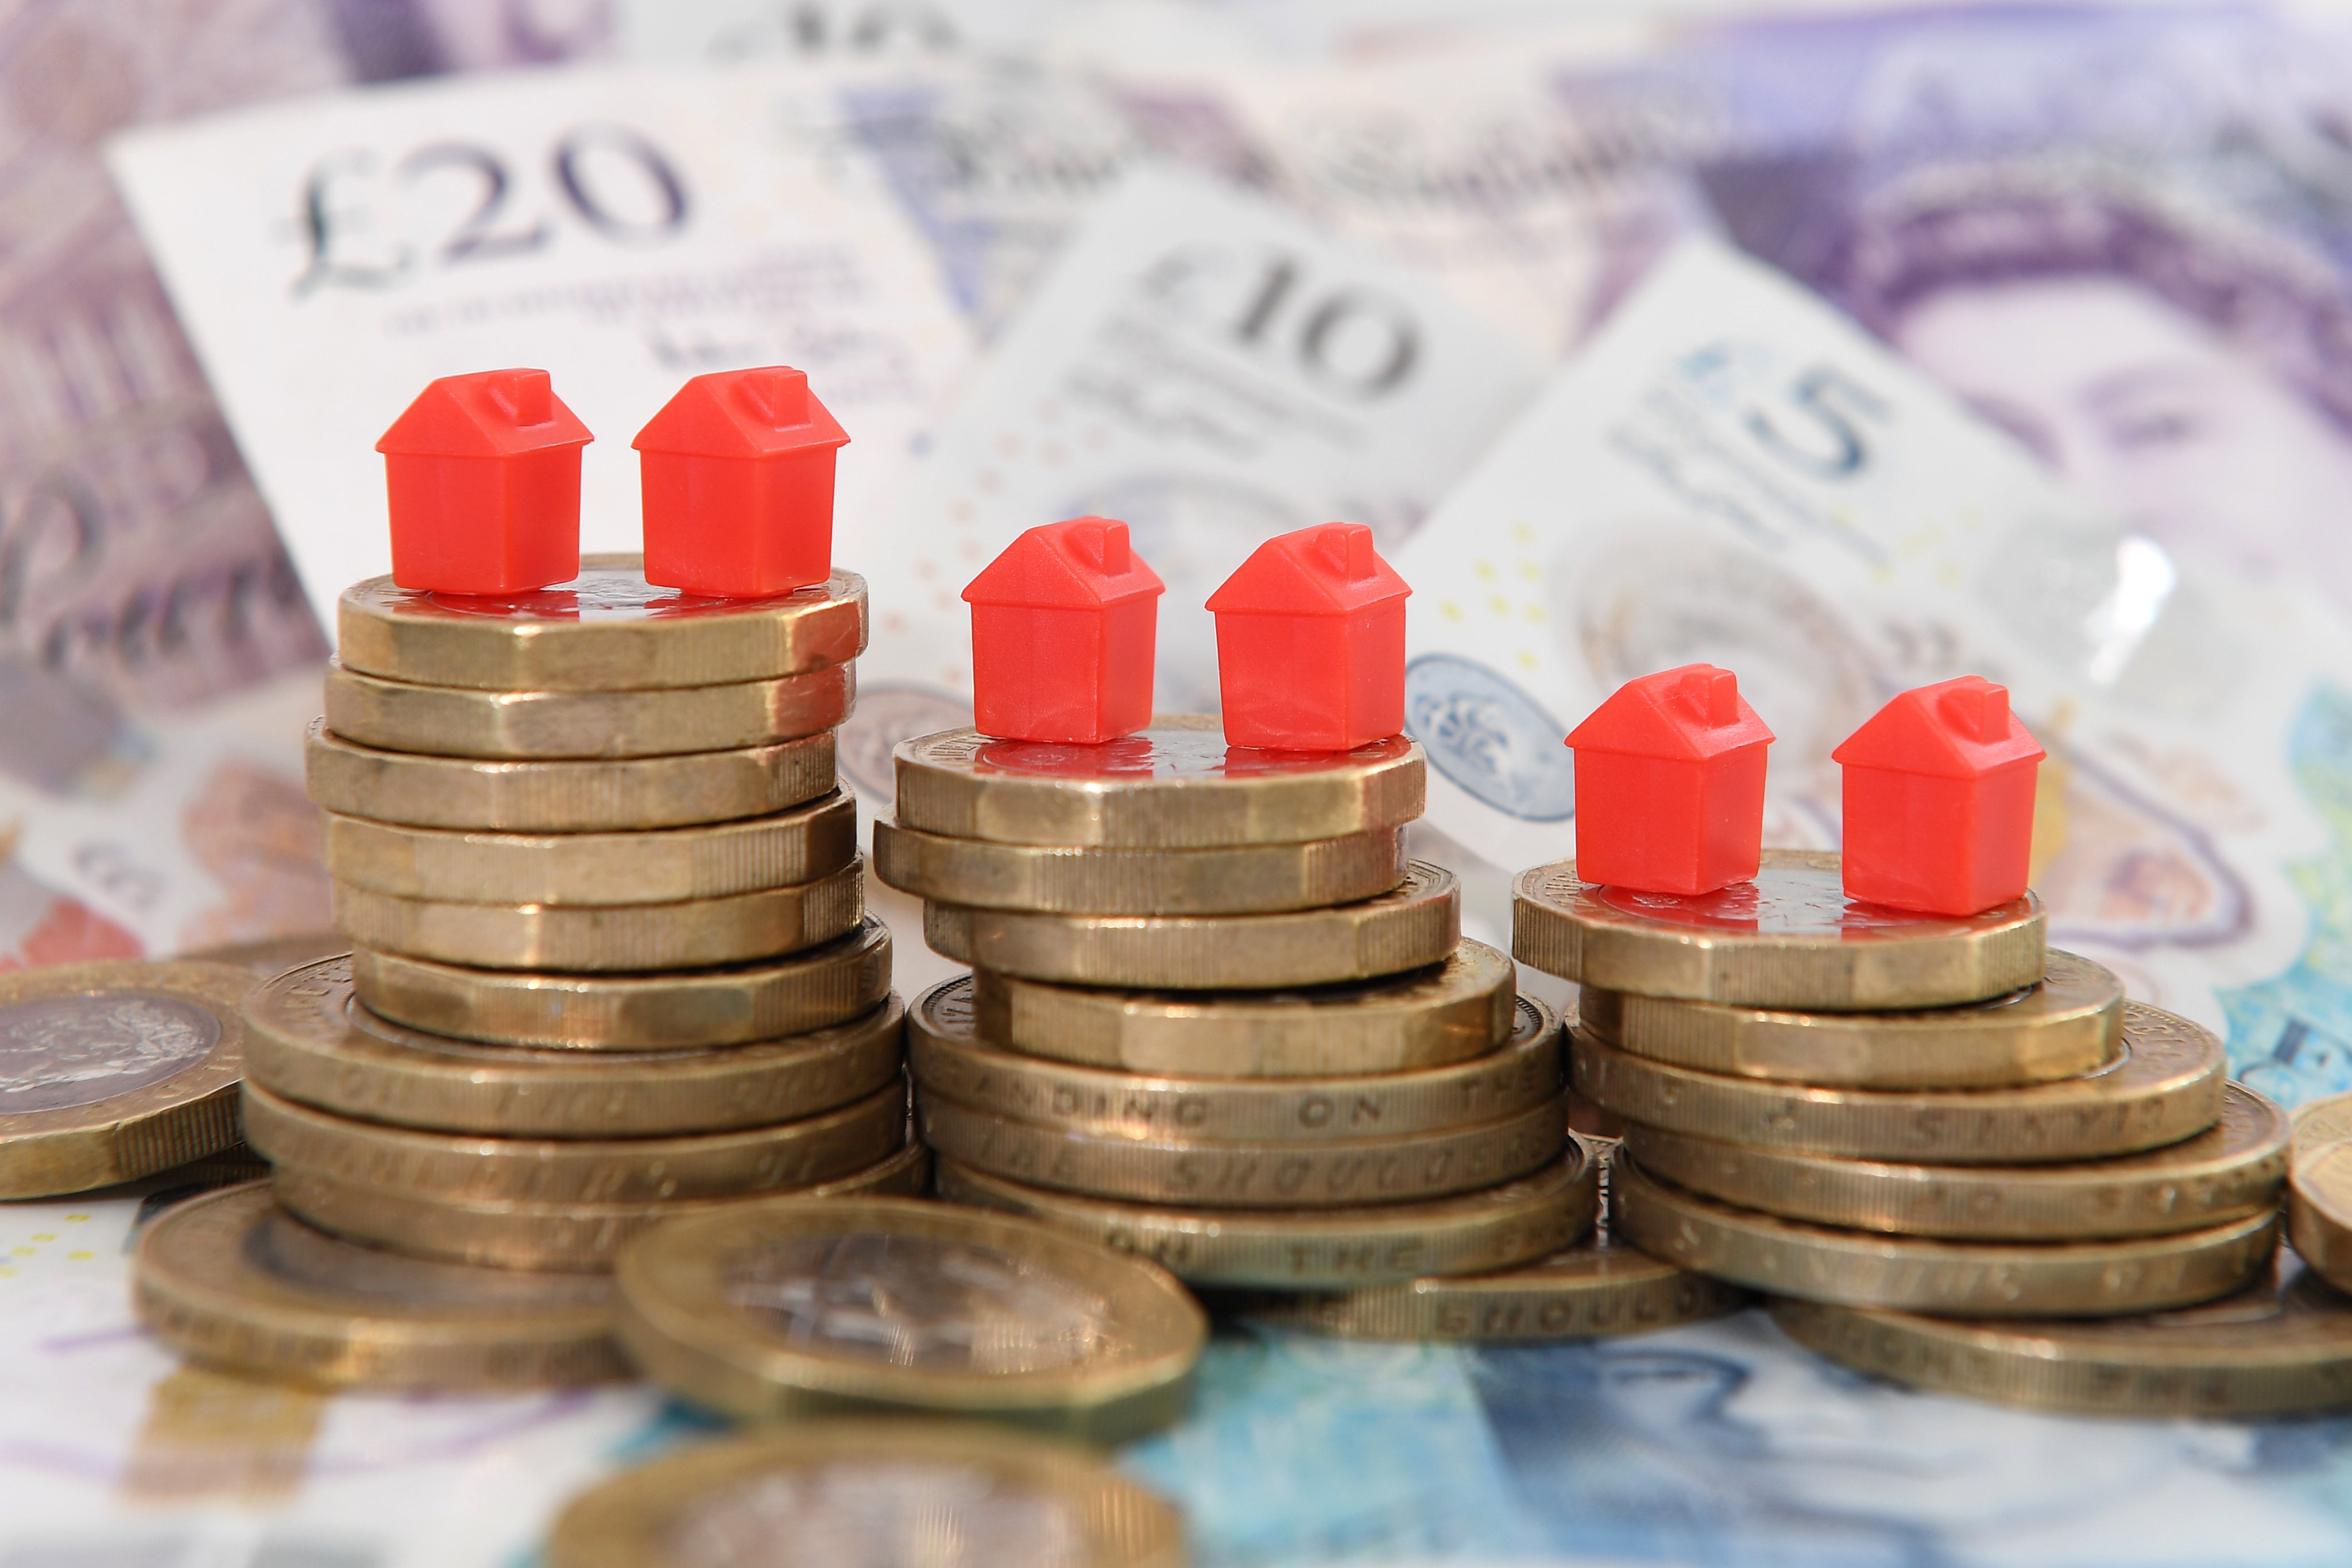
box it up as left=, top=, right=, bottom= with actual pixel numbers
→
left=883, top=717, right=1603, bottom=1298
left=1514, top=850, right=2294, bottom=1393
left=145, top=557, right=930, bottom=1392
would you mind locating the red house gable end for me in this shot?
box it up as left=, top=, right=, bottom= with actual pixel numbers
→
left=1566, top=665, right=1775, bottom=761
left=1832, top=676, right=2044, bottom=779
left=964, top=518, right=1165, bottom=610
left=632, top=366, right=848, bottom=459
left=1205, top=523, right=1410, bottom=616
left=377, top=368, right=591, bottom=458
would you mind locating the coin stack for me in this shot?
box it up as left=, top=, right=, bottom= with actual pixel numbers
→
left=878, top=717, right=1601, bottom=1295
left=160, top=559, right=929, bottom=1389
left=1514, top=849, right=2290, bottom=1351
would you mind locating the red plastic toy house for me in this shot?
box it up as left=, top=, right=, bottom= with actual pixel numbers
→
left=1207, top=523, right=1409, bottom=751
left=963, top=517, right=1165, bottom=744
left=1566, top=664, right=1774, bottom=896
left=633, top=366, right=849, bottom=598
left=376, top=368, right=591, bottom=595
left=1833, top=676, right=2045, bottom=916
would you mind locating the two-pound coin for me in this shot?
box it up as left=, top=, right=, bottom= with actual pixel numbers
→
left=1774, top=1246, right=2352, bottom=1416
left=0, top=961, right=254, bottom=1197
left=133, top=1183, right=622, bottom=1389
left=873, top=820, right=1406, bottom=913
left=323, top=791, right=856, bottom=905
left=893, top=721, right=1423, bottom=847
left=1623, top=1083, right=2287, bottom=1240
left=181, top=930, right=350, bottom=979
left=331, top=858, right=864, bottom=971
left=246, top=1078, right=907, bottom=1203
left=337, top=557, right=867, bottom=691
left=324, top=658, right=854, bottom=760
left=912, top=978, right=1557, bottom=1141
left=547, top=1423, right=1185, bottom=1568
left=1514, top=850, right=2046, bottom=1009
left=918, top=1092, right=1566, bottom=1208
left=970, top=943, right=1517, bottom=1077
left=614, top=1197, right=1207, bottom=1442
left=272, top=1143, right=930, bottom=1271
left=1574, top=1002, right=2225, bottom=1163
left=2288, top=1093, right=2352, bottom=1292
left=305, top=721, right=835, bottom=833
left=243, top=958, right=904, bottom=1136
left=1581, top=948, right=2123, bottom=1089
left=350, top=919, right=891, bottom=1048
left=937, top=1142, right=1600, bottom=1288
left=1612, top=1157, right=2274, bottom=1315
left=925, top=862, right=1459, bottom=989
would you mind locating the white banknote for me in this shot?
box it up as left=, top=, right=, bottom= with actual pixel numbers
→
left=1394, top=235, right=2350, bottom=1035
left=842, top=162, right=1546, bottom=803
left=106, top=63, right=974, bottom=630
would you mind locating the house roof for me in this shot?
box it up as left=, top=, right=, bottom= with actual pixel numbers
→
left=1205, top=523, right=1411, bottom=615
left=962, top=517, right=1166, bottom=610
left=631, top=366, right=850, bottom=459
left=376, top=369, right=592, bottom=458
left=1832, top=676, right=2045, bottom=779
left=1565, top=664, right=1775, bottom=761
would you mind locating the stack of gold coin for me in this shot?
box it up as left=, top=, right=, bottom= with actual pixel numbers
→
left=1515, top=850, right=2288, bottom=1325
left=140, top=559, right=930, bottom=1392
left=880, top=718, right=1602, bottom=1298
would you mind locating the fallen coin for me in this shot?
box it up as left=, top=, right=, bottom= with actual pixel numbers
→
left=133, top=1183, right=622, bottom=1390
left=1514, top=850, right=2045, bottom=1009
left=1574, top=1002, right=2225, bottom=1164
left=546, top=1422, right=1184, bottom=1568
left=0, top=960, right=254, bottom=1197
left=616, top=1197, right=1207, bottom=1442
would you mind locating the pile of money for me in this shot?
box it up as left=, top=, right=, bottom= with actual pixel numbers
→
left=1518, top=849, right=2313, bottom=1398
left=129, top=557, right=937, bottom=1391
left=877, top=717, right=1607, bottom=1300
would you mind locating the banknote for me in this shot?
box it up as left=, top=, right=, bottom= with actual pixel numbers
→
left=106, top=62, right=976, bottom=632
left=1394, top=234, right=2348, bottom=1057
left=1123, top=1310, right=2352, bottom=1567
left=842, top=161, right=1546, bottom=810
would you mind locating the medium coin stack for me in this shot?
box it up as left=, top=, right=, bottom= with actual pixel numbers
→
left=881, top=718, right=1602, bottom=1295
left=153, top=557, right=929, bottom=1391
left=1516, top=849, right=2290, bottom=1334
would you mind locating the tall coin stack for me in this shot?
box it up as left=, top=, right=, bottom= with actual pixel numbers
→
left=253, top=556, right=924, bottom=1280
left=1515, top=850, right=2293, bottom=1365
left=877, top=717, right=1606, bottom=1296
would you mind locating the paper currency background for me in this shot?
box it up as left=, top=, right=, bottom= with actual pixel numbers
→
left=11, top=0, right=2352, bottom=1562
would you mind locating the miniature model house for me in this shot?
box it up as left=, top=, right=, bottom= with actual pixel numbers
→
left=964, top=517, right=1166, bottom=744
left=1207, top=523, right=1410, bottom=751
left=633, top=366, right=849, bottom=598
left=376, top=367, right=592, bottom=594
left=1566, top=664, right=1774, bottom=896
left=1833, top=675, right=2045, bottom=916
